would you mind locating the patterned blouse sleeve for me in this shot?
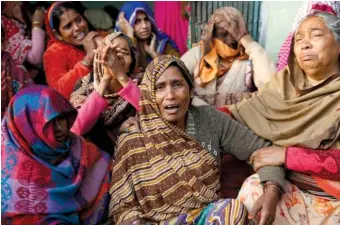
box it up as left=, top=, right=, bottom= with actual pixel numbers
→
left=285, top=146, right=340, bottom=181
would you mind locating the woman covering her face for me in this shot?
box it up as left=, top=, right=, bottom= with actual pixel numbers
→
left=69, top=31, right=140, bottom=154
left=181, top=7, right=276, bottom=107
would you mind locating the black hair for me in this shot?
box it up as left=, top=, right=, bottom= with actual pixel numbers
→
left=103, top=5, right=120, bottom=23
left=51, top=2, right=95, bottom=34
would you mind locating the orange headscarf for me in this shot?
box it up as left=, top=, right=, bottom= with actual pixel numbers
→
left=197, top=7, right=249, bottom=86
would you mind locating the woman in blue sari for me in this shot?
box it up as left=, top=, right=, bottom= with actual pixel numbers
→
left=116, top=1, right=180, bottom=71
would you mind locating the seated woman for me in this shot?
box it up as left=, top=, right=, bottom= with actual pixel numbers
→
left=1, top=26, right=33, bottom=118
left=109, top=55, right=285, bottom=225
left=181, top=7, right=276, bottom=107
left=70, top=32, right=141, bottom=154
left=181, top=7, right=276, bottom=198
left=222, top=12, right=340, bottom=224
left=43, top=1, right=102, bottom=99
left=1, top=85, right=111, bottom=224
left=116, top=1, right=180, bottom=72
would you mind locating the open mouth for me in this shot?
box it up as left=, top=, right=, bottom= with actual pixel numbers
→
left=74, top=32, right=85, bottom=41
left=164, top=104, right=180, bottom=114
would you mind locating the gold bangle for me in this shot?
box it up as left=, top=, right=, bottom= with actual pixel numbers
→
left=80, top=60, right=91, bottom=68
left=32, top=21, right=42, bottom=27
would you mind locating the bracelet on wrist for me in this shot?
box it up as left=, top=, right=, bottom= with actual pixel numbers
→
left=263, top=181, right=284, bottom=198
left=32, top=21, right=42, bottom=27
left=80, top=60, right=91, bottom=68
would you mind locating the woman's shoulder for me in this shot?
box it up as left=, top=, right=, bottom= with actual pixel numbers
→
left=181, top=45, right=201, bottom=58
left=44, top=42, right=85, bottom=63
left=115, top=131, right=145, bottom=156
left=190, top=105, right=233, bottom=127
left=45, top=42, right=82, bottom=56
left=190, top=105, right=226, bottom=122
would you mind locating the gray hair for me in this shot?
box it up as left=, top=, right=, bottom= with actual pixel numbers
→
left=306, top=12, right=340, bottom=42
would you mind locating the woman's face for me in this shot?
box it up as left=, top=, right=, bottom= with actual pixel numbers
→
left=56, top=9, right=89, bottom=46
left=134, top=11, right=152, bottom=40
left=53, top=116, right=69, bottom=143
left=294, top=16, right=340, bottom=79
left=155, top=66, right=191, bottom=129
left=111, top=37, right=132, bottom=73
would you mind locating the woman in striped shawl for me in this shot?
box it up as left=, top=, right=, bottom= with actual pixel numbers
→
left=109, top=55, right=284, bottom=225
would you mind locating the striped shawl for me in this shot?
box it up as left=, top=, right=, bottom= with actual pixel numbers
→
left=109, top=56, right=220, bottom=224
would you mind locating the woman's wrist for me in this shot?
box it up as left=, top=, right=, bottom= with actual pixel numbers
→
left=32, top=21, right=43, bottom=28
left=264, top=181, right=283, bottom=199
left=239, top=35, right=254, bottom=48
left=116, top=72, right=130, bottom=87
left=81, top=53, right=95, bottom=68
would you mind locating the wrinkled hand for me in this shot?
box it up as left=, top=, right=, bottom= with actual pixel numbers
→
left=93, top=45, right=111, bottom=96
left=98, top=43, right=130, bottom=87
left=32, top=7, right=45, bottom=26
left=248, top=186, right=280, bottom=225
left=220, top=8, right=248, bottom=41
left=144, top=33, right=158, bottom=58
left=250, top=146, right=287, bottom=172
left=119, top=116, right=141, bottom=134
left=118, top=12, right=134, bottom=38
left=82, top=31, right=100, bottom=55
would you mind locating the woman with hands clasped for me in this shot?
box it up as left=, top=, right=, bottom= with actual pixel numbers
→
left=44, top=1, right=103, bottom=99
left=70, top=32, right=141, bottom=155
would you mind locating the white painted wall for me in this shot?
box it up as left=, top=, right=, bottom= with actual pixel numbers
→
left=259, top=1, right=304, bottom=64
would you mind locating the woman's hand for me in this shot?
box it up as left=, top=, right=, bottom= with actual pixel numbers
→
left=144, top=33, right=158, bottom=58
left=82, top=31, right=100, bottom=65
left=93, top=45, right=111, bottom=96
left=118, top=12, right=134, bottom=38
left=32, top=7, right=45, bottom=28
left=100, top=43, right=130, bottom=87
left=250, top=146, right=287, bottom=171
left=119, top=116, right=141, bottom=134
left=248, top=185, right=281, bottom=225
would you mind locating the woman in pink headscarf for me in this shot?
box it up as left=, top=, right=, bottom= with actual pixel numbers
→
left=276, top=1, right=340, bottom=71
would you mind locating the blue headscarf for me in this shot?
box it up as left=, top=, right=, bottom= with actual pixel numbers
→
left=116, top=1, right=179, bottom=56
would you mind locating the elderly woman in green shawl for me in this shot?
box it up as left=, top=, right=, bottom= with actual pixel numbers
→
left=222, top=12, right=340, bottom=225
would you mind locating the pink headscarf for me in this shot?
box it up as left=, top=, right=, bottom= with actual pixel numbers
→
left=276, top=1, right=340, bottom=71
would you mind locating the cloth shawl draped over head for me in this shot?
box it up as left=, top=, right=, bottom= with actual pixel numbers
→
left=116, top=1, right=179, bottom=55
left=229, top=13, right=340, bottom=198
left=277, top=1, right=340, bottom=71
left=45, top=1, right=64, bottom=47
left=198, top=7, right=249, bottom=86
left=45, top=1, right=94, bottom=48
left=109, top=55, right=220, bottom=224
left=1, top=85, right=111, bottom=224
left=70, top=32, right=137, bottom=132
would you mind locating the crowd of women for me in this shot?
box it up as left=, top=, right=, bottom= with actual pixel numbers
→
left=1, top=1, right=339, bottom=225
